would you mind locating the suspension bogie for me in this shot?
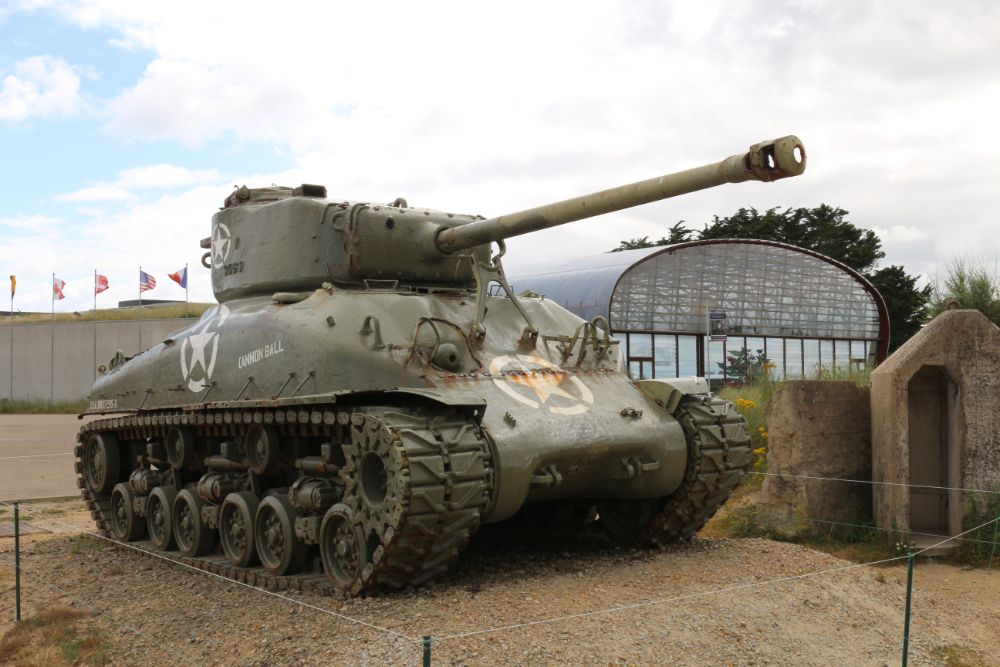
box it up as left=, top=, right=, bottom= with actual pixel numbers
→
left=75, top=404, right=495, bottom=595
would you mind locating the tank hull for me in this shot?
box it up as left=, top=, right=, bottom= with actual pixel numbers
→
left=88, top=291, right=688, bottom=523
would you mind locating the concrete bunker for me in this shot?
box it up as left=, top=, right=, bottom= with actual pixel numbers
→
left=872, top=309, right=1000, bottom=550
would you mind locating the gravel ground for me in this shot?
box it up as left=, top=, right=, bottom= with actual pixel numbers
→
left=0, top=500, right=998, bottom=666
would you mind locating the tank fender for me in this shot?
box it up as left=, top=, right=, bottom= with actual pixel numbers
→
left=339, top=388, right=487, bottom=416
left=635, top=377, right=710, bottom=414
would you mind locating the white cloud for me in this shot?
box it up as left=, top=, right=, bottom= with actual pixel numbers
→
left=871, top=225, right=928, bottom=243
left=55, top=185, right=134, bottom=202
left=0, top=214, right=63, bottom=231
left=56, top=164, right=220, bottom=201
left=0, top=55, right=81, bottom=121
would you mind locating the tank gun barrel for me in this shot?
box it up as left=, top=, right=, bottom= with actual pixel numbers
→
left=435, top=135, right=806, bottom=254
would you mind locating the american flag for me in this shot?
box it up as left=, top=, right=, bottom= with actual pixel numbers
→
left=139, top=269, right=157, bottom=292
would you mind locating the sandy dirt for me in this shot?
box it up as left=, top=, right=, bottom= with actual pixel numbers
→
left=0, top=499, right=997, bottom=666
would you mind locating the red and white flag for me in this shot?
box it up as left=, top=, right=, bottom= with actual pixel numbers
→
left=53, top=277, right=66, bottom=300
left=95, top=274, right=109, bottom=294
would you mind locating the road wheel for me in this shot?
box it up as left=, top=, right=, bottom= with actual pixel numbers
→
left=109, top=482, right=145, bottom=542
left=319, top=504, right=368, bottom=595
left=220, top=492, right=259, bottom=567
left=254, top=495, right=307, bottom=576
left=146, top=485, right=178, bottom=551
left=83, top=432, right=120, bottom=494
left=173, top=488, right=216, bottom=557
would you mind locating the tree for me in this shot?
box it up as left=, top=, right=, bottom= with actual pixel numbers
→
left=716, top=347, right=771, bottom=384
left=869, top=265, right=932, bottom=351
left=611, top=222, right=693, bottom=252
left=698, top=205, right=884, bottom=273
left=926, top=257, right=1000, bottom=325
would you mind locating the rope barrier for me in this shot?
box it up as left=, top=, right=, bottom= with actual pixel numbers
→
left=0, top=498, right=421, bottom=644
left=750, top=470, right=1000, bottom=496
left=0, top=555, right=203, bottom=667
left=0, top=452, right=73, bottom=461
left=751, top=510, right=1000, bottom=547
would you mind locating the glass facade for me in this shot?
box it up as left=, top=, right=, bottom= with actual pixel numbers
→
left=611, top=243, right=883, bottom=382
left=513, top=240, right=886, bottom=383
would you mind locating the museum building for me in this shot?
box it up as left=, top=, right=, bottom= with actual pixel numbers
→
left=511, top=239, right=889, bottom=382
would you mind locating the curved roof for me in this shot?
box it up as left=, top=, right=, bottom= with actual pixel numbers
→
left=511, top=239, right=890, bottom=361
left=510, top=246, right=661, bottom=322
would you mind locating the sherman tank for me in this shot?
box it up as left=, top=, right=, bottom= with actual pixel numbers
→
left=77, top=136, right=806, bottom=596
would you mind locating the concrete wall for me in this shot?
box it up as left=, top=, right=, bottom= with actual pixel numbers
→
left=757, top=380, right=873, bottom=538
left=0, top=318, right=195, bottom=403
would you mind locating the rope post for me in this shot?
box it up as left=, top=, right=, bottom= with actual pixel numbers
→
left=988, top=514, right=999, bottom=570
left=901, top=546, right=915, bottom=667
left=14, top=500, right=21, bottom=622
left=422, top=635, right=432, bottom=666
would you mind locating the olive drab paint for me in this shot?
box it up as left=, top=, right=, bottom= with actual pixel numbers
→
left=78, top=137, right=806, bottom=595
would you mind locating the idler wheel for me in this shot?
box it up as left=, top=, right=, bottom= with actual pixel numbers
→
left=219, top=492, right=259, bottom=567
left=83, top=432, right=120, bottom=495
left=173, top=488, right=216, bottom=557
left=319, top=503, right=369, bottom=595
left=254, top=495, right=307, bottom=576
left=245, top=424, right=280, bottom=475
left=165, top=426, right=195, bottom=470
left=109, top=482, right=146, bottom=542
left=597, top=498, right=663, bottom=543
left=146, top=485, right=178, bottom=551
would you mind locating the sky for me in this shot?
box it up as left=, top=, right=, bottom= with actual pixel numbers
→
left=1, top=0, right=998, bottom=314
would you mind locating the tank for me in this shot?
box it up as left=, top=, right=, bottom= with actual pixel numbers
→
left=76, top=136, right=806, bottom=596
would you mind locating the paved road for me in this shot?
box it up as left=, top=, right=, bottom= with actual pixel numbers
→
left=0, top=414, right=94, bottom=501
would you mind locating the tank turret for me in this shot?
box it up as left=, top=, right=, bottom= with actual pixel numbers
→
left=204, top=136, right=804, bottom=301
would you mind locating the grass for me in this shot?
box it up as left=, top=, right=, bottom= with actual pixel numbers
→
left=5, top=302, right=212, bottom=324
left=957, top=489, right=1000, bottom=566
left=0, top=399, right=89, bottom=414
left=0, top=606, right=109, bottom=666
left=930, top=644, right=990, bottom=667
left=66, top=534, right=106, bottom=555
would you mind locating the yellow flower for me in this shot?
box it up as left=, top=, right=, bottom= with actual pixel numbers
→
left=735, top=398, right=757, bottom=410
left=752, top=447, right=767, bottom=456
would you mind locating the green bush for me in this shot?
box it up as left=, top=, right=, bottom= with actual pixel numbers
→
left=958, top=489, right=1000, bottom=566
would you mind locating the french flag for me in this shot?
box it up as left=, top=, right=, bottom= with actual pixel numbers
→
left=168, top=266, right=188, bottom=288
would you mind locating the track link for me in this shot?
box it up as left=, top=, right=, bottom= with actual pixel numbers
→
left=75, top=405, right=492, bottom=596
left=640, top=394, right=752, bottom=544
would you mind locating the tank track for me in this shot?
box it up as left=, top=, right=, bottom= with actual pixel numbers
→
left=74, top=405, right=492, bottom=596
left=640, top=393, right=752, bottom=544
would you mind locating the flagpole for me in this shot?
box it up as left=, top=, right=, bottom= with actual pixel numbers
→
left=138, top=266, right=143, bottom=353
left=93, top=269, right=97, bottom=383
left=50, top=272, right=55, bottom=406
left=185, top=263, right=189, bottom=318
left=8, top=276, right=12, bottom=401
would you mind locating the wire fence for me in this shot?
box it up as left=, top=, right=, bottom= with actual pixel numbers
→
left=0, top=452, right=73, bottom=462
left=3, top=471, right=1000, bottom=665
